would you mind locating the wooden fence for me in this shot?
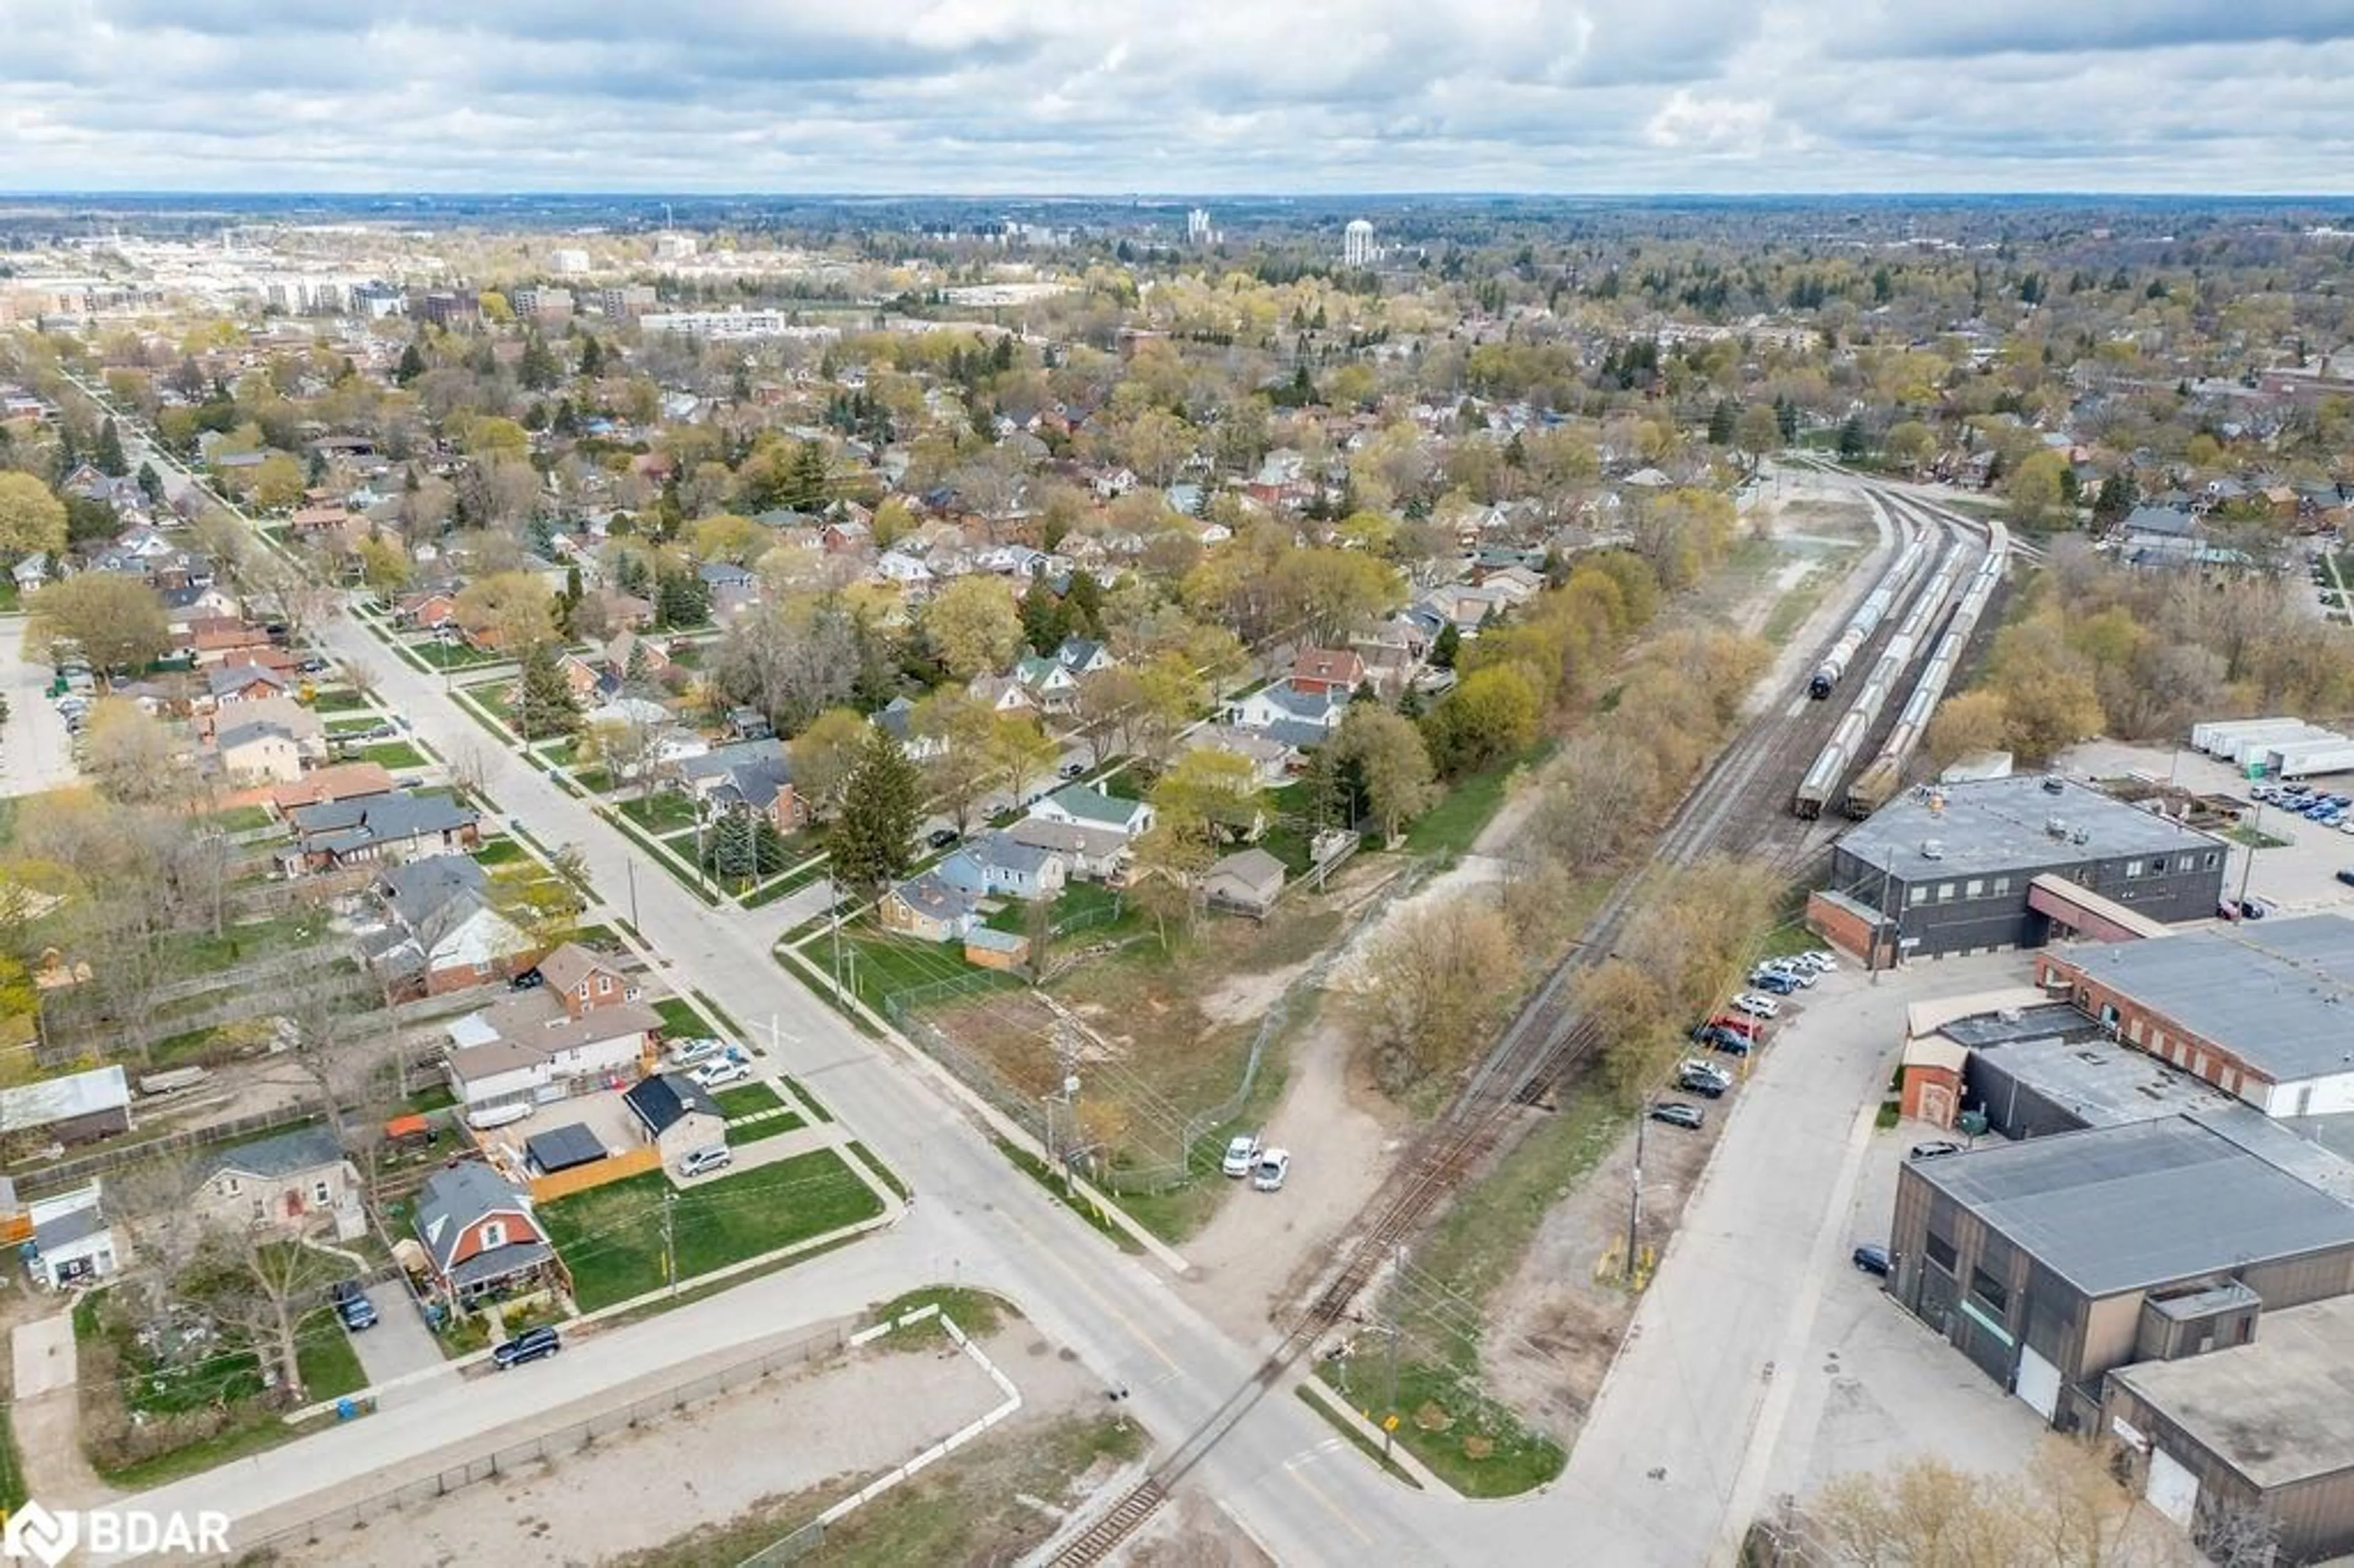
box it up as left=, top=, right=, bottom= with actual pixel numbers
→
left=527, top=1144, right=660, bottom=1203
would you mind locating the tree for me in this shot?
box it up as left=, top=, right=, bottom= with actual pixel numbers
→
left=2092, top=471, right=2138, bottom=526
left=136, top=461, right=165, bottom=505
left=395, top=342, right=427, bottom=385
left=912, top=689, right=1002, bottom=834
left=2006, top=448, right=2074, bottom=531
left=1836, top=414, right=1869, bottom=461
left=924, top=576, right=1025, bottom=680
left=518, top=332, right=560, bottom=391
left=786, top=707, right=870, bottom=823
left=355, top=533, right=411, bottom=598
left=1346, top=897, right=1518, bottom=1091
left=454, top=570, right=557, bottom=653
left=1883, top=420, right=1936, bottom=474
left=829, top=730, right=922, bottom=903
left=1334, top=706, right=1438, bottom=843
left=1923, top=690, right=2011, bottom=771
left=986, top=715, right=1061, bottom=810
left=1805, top=1440, right=2148, bottom=1568
left=80, top=701, right=180, bottom=805
left=1735, top=403, right=1783, bottom=465
left=1151, top=748, right=1265, bottom=848
left=1706, top=398, right=1737, bottom=446
left=0, top=471, right=67, bottom=560
left=655, top=565, right=711, bottom=628
left=183, top=1223, right=348, bottom=1405
left=1420, top=664, right=1538, bottom=777
left=490, top=858, right=584, bottom=953
left=94, top=418, right=128, bottom=476
left=27, top=573, right=170, bottom=674
left=687, top=512, right=763, bottom=565
left=577, top=334, right=604, bottom=378
left=249, top=452, right=307, bottom=511
left=1130, top=819, right=1214, bottom=948
left=1018, top=576, right=1068, bottom=655
left=1431, top=622, right=1461, bottom=670
left=514, top=638, right=583, bottom=740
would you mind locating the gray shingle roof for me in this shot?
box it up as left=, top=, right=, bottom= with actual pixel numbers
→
left=192, top=1124, right=345, bottom=1184
left=624, top=1072, right=722, bottom=1137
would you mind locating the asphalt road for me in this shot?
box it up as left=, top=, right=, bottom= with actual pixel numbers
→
left=0, top=612, right=80, bottom=797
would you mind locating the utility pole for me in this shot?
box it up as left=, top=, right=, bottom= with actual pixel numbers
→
left=627, top=858, right=641, bottom=935
left=2236, top=792, right=2262, bottom=911
left=830, top=906, right=845, bottom=995
left=661, top=1187, right=677, bottom=1298
left=1381, top=1244, right=1406, bottom=1460
left=1625, top=1101, right=1648, bottom=1286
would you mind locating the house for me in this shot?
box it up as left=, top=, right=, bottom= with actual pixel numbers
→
left=1029, top=783, right=1154, bottom=839
left=623, top=1073, right=727, bottom=1165
left=880, top=870, right=983, bottom=942
left=12, top=552, right=51, bottom=593
left=443, top=981, right=661, bottom=1114
left=394, top=589, right=460, bottom=630
left=938, top=831, right=1068, bottom=903
left=674, top=739, right=799, bottom=831
left=187, top=616, right=274, bottom=666
left=1202, top=848, right=1287, bottom=919
left=21, top=1182, right=120, bottom=1288
left=1221, top=680, right=1349, bottom=747
left=0, top=1065, right=132, bottom=1149
left=1185, top=726, right=1297, bottom=788
left=1055, top=637, right=1113, bottom=676
left=413, top=1162, right=565, bottom=1312
left=554, top=653, right=606, bottom=706
left=268, top=761, right=394, bottom=815
left=725, top=706, right=773, bottom=742
left=601, top=629, right=670, bottom=681
left=283, top=790, right=482, bottom=875
left=1289, top=647, right=1367, bottom=696
left=1005, top=816, right=1134, bottom=883
left=215, top=718, right=304, bottom=783
left=874, top=695, right=945, bottom=761
left=206, top=663, right=289, bottom=708
left=535, top=942, right=639, bottom=1016
left=191, top=1124, right=363, bottom=1239
left=1014, top=654, right=1080, bottom=712
left=696, top=561, right=755, bottom=594
left=967, top=673, right=1034, bottom=715
left=874, top=550, right=934, bottom=590
left=363, top=854, right=534, bottom=997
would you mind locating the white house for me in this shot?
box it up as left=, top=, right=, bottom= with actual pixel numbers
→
left=444, top=954, right=658, bottom=1113
left=1222, top=680, right=1349, bottom=745
left=1029, top=783, right=1154, bottom=839
left=22, top=1182, right=120, bottom=1288
left=874, top=550, right=935, bottom=590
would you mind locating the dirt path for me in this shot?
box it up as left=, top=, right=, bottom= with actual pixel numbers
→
left=277, top=1323, right=1099, bottom=1567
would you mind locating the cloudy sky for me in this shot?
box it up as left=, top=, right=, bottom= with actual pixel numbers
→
left=5, top=0, right=2354, bottom=194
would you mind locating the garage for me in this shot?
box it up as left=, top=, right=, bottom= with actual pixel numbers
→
left=2013, top=1344, right=2062, bottom=1423
left=2145, top=1447, right=2200, bottom=1530
left=525, top=1122, right=609, bottom=1176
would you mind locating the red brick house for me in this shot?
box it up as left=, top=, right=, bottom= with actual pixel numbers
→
left=413, top=1162, right=566, bottom=1312
left=1289, top=647, right=1368, bottom=696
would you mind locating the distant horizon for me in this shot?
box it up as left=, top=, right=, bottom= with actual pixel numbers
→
left=6, top=189, right=2354, bottom=207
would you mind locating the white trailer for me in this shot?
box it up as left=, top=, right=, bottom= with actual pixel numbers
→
left=2192, top=717, right=2299, bottom=754
left=2224, top=723, right=2336, bottom=764
left=2266, top=737, right=2354, bottom=779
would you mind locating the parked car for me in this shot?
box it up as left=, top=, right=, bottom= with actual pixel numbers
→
left=1756, top=959, right=1816, bottom=986
left=925, top=828, right=960, bottom=851
left=665, top=1037, right=726, bottom=1070
left=678, top=1144, right=733, bottom=1178
left=690, top=1056, right=752, bottom=1089
left=1908, top=1140, right=1964, bottom=1161
left=1730, top=993, right=1781, bottom=1019
left=1252, top=1148, right=1292, bottom=1192
left=1851, top=1244, right=1892, bottom=1276
left=1675, top=1067, right=1727, bottom=1098
left=1700, top=1028, right=1753, bottom=1058
left=1058, top=760, right=1087, bottom=780
left=2339, top=869, right=2354, bottom=888
left=330, top=1280, right=377, bottom=1331
left=1707, top=1014, right=1762, bottom=1040
left=492, top=1325, right=562, bottom=1369
left=507, top=967, right=545, bottom=991
left=1748, top=970, right=1799, bottom=995
left=1679, top=1058, right=1734, bottom=1089
left=1649, top=1102, right=1705, bottom=1131
left=1221, top=1133, right=1263, bottom=1178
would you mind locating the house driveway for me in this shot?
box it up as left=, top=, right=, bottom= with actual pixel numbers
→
left=10, top=1306, right=112, bottom=1507
left=349, top=1288, right=452, bottom=1405
left=0, top=614, right=80, bottom=797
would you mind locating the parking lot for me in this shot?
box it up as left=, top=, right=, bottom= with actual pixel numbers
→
left=2058, top=738, right=2354, bottom=915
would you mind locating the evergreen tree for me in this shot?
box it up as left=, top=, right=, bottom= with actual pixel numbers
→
left=1773, top=395, right=1799, bottom=443
left=94, top=419, right=128, bottom=477
left=655, top=566, right=711, bottom=628
left=514, top=640, right=582, bottom=741
left=395, top=342, right=426, bottom=386
left=2092, top=471, right=2136, bottom=525
left=1431, top=623, right=1461, bottom=671
left=577, top=334, right=604, bottom=378
left=612, top=549, right=652, bottom=598
left=136, top=462, right=164, bottom=505
left=1018, top=577, right=1067, bottom=655
left=1062, top=570, right=1105, bottom=639
left=519, top=332, right=560, bottom=391
left=1836, top=414, right=1869, bottom=461
left=782, top=440, right=829, bottom=510
left=1707, top=399, right=1737, bottom=447
left=829, top=731, right=922, bottom=903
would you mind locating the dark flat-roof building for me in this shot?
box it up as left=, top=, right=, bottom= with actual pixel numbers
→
left=1889, top=1109, right=2354, bottom=1433
left=1811, top=775, right=2226, bottom=965
left=2038, top=913, right=2354, bottom=1121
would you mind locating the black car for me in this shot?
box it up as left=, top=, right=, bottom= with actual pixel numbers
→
left=508, top=967, right=545, bottom=991
left=1851, top=1244, right=1892, bottom=1276
left=2338, top=869, right=2354, bottom=888
left=492, top=1325, right=562, bottom=1369
left=1648, top=1102, right=1705, bottom=1131
left=330, top=1279, right=378, bottom=1331
left=925, top=828, right=960, bottom=850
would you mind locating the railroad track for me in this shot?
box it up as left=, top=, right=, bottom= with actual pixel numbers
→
left=1044, top=477, right=1971, bottom=1564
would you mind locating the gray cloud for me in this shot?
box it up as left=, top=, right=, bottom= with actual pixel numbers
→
left=1, top=0, right=2352, bottom=192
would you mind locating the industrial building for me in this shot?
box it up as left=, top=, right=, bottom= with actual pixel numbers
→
left=2105, top=1294, right=2354, bottom=1563
left=2036, top=914, right=2354, bottom=1119
left=1887, top=1109, right=2354, bottom=1433
left=1810, top=775, right=2226, bottom=965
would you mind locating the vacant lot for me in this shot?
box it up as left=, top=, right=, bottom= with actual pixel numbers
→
left=539, top=1154, right=883, bottom=1311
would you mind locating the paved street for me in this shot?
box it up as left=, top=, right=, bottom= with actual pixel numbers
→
left=0, top=612, right=78, bottom=796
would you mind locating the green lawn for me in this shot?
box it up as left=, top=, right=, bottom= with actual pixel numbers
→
left=354, top=741, right=429, bottom=771
left=840, top=927, right=1021, bottom=1014
left=620, top=791, right=703, bottom=833
left=846, top=1140, right=908, bottom=1198
left=326, top=714, right=390, bottom=736
left=730, top=1111, right=809, bottom=1144
left=783, top=1075, right=836, bottom=1123
left=308, top=688, right=370, bottom=714
left=0, top=1400, right=23, bottom=1513
left=540, top=1152, right=885, bottom=1311
left=416, top=640, right=505, bottom=671
left=713, top=1081, right=784, bottom=1118
left=1315, top=1357, right=1564, bottom=1498
left=158, top=911, right=326, bottom=973
left=471, top=838, right=527, bottom=866
left=1403, top=740, right=1556, bottom=861
left=653, top=996, right=710, bottom=1038
left=571, top=767, right=612, bottom=793
left=205, top=804, right=275, bottom=833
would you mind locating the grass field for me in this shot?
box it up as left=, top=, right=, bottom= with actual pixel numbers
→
left=308, top=688, right=371, bottom=714
left=712, top=1081, right=785, bottom=1118
left=540, top=1152, right=884, bottom=1311
left=1403, top=740, right=1555, bottom=861
left=354, top=741, right=429, bottom=771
